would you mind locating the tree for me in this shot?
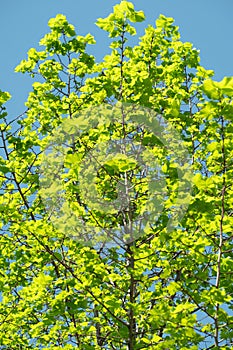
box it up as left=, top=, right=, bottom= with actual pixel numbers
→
left=0, top=1, right=233, bottom=348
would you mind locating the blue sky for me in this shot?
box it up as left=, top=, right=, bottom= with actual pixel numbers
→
left=1, top=0, right=233, bottom=116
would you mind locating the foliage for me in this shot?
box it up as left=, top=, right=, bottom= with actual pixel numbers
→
left=0, top=1, right=233, bottom=349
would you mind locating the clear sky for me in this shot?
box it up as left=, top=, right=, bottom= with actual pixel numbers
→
left=1, top=0, right=233, bottom=116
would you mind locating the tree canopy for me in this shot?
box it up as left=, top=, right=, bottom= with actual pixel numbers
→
left=0, top=1, right=233, bottom=349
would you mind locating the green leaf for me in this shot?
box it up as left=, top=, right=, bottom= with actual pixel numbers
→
left=0, top=91, right=11, bottom=105
left=202, top=79, right=221, bottom=99
left=217, top=76, right=233, bottom=96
